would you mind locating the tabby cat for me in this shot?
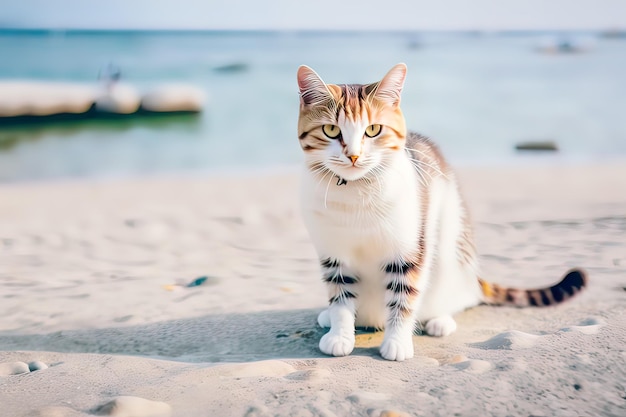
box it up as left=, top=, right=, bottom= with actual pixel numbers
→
left=296, top=63, right=587, bottom=361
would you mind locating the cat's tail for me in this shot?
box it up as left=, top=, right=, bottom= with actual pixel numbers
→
left=478, top=268, right=587, bottom=307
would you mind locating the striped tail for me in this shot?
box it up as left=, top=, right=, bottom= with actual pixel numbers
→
left=479, top=268, right=587, bottom=307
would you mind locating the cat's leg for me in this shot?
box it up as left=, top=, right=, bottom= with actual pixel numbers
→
left=419, top=182, right=482, bottom=337
left=317, top=308, right=331, bottom=328
left=318, top=257, right=358, bottom=357
left=380, top=260, right=424, bottom=361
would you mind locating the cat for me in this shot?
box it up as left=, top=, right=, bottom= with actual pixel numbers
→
left=296, top=63, right=587, bottom=361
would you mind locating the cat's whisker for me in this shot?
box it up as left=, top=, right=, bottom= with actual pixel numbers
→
left=407, top=156, right=441, bottom=184
left=323, top=169, right=334, bottom=209
left=308, top=163, right=334, bottom=190
left=407, top=159, right=428, bottom=188
left=406, top=154, right=438, bottom=177
left=405, top=147, right=447, bottom=179
left=315, top=169, right=333, bottom=191
left=370, top=165, right=384, bottom=195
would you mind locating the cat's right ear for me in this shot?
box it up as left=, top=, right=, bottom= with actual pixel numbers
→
left=297, top=65, right=332, bottom=106
left=373, top=63, right=407, bottom=107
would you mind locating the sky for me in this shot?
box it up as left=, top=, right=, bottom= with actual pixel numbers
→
left=1, top=0, right=625, bottom=31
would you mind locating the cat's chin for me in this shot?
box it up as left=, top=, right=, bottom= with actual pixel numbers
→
left=332, top=166, right=371, bottom=182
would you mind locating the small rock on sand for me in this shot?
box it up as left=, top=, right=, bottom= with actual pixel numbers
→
left=28, top=360, right=49, bottom=371
left=0, top=361, right=30, bottom=376
left=94, top=396, right=171, bottom=417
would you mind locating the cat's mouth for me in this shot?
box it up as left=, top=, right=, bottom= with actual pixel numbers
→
left=329, top=163, right=371, bottom=182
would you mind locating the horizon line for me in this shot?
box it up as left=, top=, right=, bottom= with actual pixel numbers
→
left=0, top=27, right=622, bottom=34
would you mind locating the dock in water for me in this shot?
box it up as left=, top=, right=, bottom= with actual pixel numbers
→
left=0, top=81, right=206, bottom=126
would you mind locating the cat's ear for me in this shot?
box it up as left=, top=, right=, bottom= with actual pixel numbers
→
left=373, top=63, right=407, bottom=107
left=297, top=65, right=332, bottom=106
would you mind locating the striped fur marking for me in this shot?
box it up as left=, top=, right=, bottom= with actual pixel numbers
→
left=386, top=281, right=419, bottom=296
left=384, top=259, right=420, bottom=321
left=324, top=273, right=358, bottom=285
left=320, top=257, right=359, bottom=305
left=386, top=300, right=412, bottom=317
left=329, top=290, right=356, bottom=305
left=479, top=269, right=587, bottom=307
left=384, top=261, right=418, bottom=275
left=550, top=269, right=586, bottom=302
left=320, top=257, right=340, bottom=269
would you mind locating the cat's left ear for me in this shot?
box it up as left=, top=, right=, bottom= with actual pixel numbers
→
left=373, top=63, right=407, bottom=107
left=297, top=65, right=332, bottom=106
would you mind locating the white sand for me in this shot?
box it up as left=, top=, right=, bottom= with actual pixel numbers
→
left=0, top=163, right=625, bottom=416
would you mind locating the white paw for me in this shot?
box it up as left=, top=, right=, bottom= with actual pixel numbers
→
left=379, top=336, right=414, bottom=361
left=424, top=315, right=457, bottom=337
left=319, top=331, right=355, bottom=357
left=317, top=309, right=331, bottom=328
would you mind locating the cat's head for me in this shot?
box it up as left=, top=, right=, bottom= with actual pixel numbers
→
left=297, top=63, right=407, bottom=182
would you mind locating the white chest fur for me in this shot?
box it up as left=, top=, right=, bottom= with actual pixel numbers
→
left=300, top=155, right=421, bottom=279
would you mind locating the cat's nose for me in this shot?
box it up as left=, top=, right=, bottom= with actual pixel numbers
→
left=349, top=155, right=359, bottom=164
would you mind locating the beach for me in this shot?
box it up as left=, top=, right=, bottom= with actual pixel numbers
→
left=0, top=163, right=625, bottom=416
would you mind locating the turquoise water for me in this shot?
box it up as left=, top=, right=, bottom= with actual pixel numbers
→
left=0, top=30, right=625, bottom=182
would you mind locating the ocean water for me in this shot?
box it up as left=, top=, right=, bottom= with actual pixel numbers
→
left=0, top=30, right=625, bottom=182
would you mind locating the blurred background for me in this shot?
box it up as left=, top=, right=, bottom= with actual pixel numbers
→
left=0, top=0, right=625, bottom=182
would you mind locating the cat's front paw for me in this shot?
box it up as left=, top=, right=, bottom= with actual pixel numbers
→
left=319, top=331, right=355, bottom=357
left=380, top=336, right=414, bottom=361
left=424, top=315, right=457, bottom=337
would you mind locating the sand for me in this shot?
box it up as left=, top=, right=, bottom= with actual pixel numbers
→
left=0, top=163, right=625, bottom=417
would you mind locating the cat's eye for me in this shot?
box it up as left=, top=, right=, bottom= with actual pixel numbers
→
left=365, top=124, right=382, bottom=138
left=322, top=124, right=342, bottom=139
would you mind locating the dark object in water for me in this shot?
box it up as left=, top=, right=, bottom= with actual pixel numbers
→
left=536, top=38, right=593, bottom=54
left=213, top=62, right=249, bottom=73
left=515, top=141, right=559, bottom=152
left=407, top=39, right=421, bottom=50
left=601, top=29, right=626, bottom=39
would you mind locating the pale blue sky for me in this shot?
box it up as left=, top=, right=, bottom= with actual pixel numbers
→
left=2, top=0, right=625, bottom=30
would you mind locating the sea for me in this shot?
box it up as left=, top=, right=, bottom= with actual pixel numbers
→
left=0, top=30, right=625, bottom=182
